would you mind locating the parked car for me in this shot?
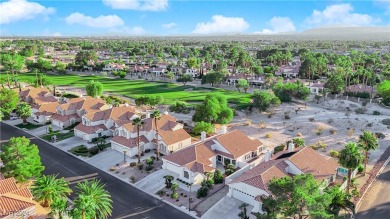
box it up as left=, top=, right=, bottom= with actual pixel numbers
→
left=10, top=116, right=19, bottom=120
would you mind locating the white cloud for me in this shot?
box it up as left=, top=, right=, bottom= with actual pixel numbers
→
left=255, top=16, right=296, bottom=34
left=65, top=12, right=124, bottom=28
left=110, top=26, right=146, bottom=35
left=304, top=4, right=378, bottom=27
left=162, top=22, right=177, bottom=29
left=52, top=32, right=62, bottom=37
left=102, top=0, right=168, bottom=11
left=0, top=0, right=55, bottom=24
left=192, top=15, right=249, bottom=34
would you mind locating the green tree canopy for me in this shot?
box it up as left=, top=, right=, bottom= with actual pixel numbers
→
left=377, top=80, right=390, bottom=106
left=201, top=72, right=225, bottom=87
left=176, top=74, right=193, bottom=86
left=16, top=102, right=32, bottom=124
left=272, top=81, right=310, bottom=102
left=358, top=131, right=379, bottom=176
left=86, top=80, right=103, bottom=97
left=339, top=142, right=363, bottom=194
left=193, top=121, right=214, bottom=135
left=32, top=174, right=72, bottom=207
left=236, top=79, right=250, bottom=93
left=251, top=90, right=280, bottom=112
left=75, top=50, right=98, bottom=65
left=325, top=68, right=345, bottom=94
left=1, top=136, right=44, bottom=182
left=192, top=93, right=233, bottom=124
left=0, top=88, right=19, bottom=117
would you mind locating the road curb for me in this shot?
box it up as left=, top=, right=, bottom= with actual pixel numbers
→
left=1, top=121, right=198, bottom=219
left=356, top=150, right=390, bottom=211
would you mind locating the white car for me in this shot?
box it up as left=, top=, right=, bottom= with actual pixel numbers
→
left=10, top=116, right=19, bottom=120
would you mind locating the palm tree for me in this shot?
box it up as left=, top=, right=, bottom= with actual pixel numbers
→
left=151, top=110, right=162, bottom=160
left=31, top=174, right=72, bottom=207
left=326, top=186, right=355, bottom=217
left=50, top=197, right=68, bottom=219
left=16, top=102, right=32, bottom=125
left=132, top=117, right=144, bottom=164
left=357, top=131, right=379, bottom=176
left=72, top=179, right=112, bottom=219
left=339, top=142, right=363, bottom=194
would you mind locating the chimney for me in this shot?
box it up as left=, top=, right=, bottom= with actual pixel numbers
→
left=201, top=131, right=206, bottom=141
left=288, top=142, right=294, bottom=152
left=221, top=125, right=227, bottom=134
left=264, top=150, right=271, bottom=162
left=146, top=112, right=150, bottom=118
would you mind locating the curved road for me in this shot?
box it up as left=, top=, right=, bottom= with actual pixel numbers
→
left=356, top=160, right=390, bottom=219
left=0, top=122, right=193, bottom=219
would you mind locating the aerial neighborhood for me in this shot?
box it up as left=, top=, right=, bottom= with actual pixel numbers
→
left=0, top=35, right=389, bottom=219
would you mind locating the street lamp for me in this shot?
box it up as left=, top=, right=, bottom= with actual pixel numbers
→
left=187, top=184, right=192, bottom=211
left=123, top=150, right=127, bottom=163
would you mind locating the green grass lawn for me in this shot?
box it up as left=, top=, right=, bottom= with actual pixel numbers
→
left=8, top=73, right=251, bottom=109
left=15, top=122, right=43, bottom=130
left=40, top=130, right=74, bottom=142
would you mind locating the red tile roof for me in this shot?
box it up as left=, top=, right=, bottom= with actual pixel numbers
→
left=83, top=106, right=135, bottom=122
left=215, top=130, right=262, bottom=158
left=74, top=124, right=107, bottom=134
left=111, top=135, right=149, bottom=149
left=51, top=113, right=79, bottom=122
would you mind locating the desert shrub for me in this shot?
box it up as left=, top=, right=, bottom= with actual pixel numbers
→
left=88, top=146, right=99, bottom=155
left=347, top=129, right=355, bottom=137
left=327, top=118, right=334, bottom=124
left=355, top=107, right=367, bottom=114
left=137, top=163, right=144, bottom=170
left=145, top=158, right=154, bottom=166
left=267, top=110, right=275, bottom=118
left=284, top=111, right=291, bottom=120
left=259, top=120, right=266, bottom=128
left=367, top=123, right=373, bottom=127
left=329, top=129, right=337, bottom=135
left=314, top=125, right=324, bottom=135
left=373, top=110, right=381, bottom=115
left=265, top=133, right=272, bottom=138
left=197, top=186, right=209, bottom=198
left=157, top=190, right=166, bottom=196
left=296, top=132, right=303, bottom=137
left=308, top=118, right=315, bottom=122
left=329, top=150, right=339, bottom=158
left=273, top=144, right=285, bottom=154
left=145, top=165, right=154, bottom=171
left=171, top=192, right=179, bottom=199
left=382, top=119, right=390, bottom=126
left=345, top=112, right=350, bottom=118
left=311, top=141, right=326, bottom=150
left=129, top=162, right=136, bottom=167
left=129, top=176, right=136, bottom=183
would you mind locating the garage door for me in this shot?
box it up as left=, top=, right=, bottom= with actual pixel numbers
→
left=232, top=188, right=254, bottom=205
left=164, top=162, right=182, bottom=175
left=111, top=142, right=122, bottom=152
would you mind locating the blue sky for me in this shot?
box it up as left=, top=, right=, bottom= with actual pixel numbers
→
left=0, top=0, right=389, bottom=36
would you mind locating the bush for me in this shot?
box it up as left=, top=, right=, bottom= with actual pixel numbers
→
left=329, top=129, right=337, bottom=135
left=373, top=110, right=381, bottom=115
left=88, top=146, right=99, bottom=155
left=329, top=150, right=339, bottom=158
left=265, top=133, right=272, bottom=138
left=308, top=118, right=315, bottom=122
left=213, top=169, right=224, bottom=184
left=197, top=186, right=209, bottom=198
left=74, top=145, right=89, bottom=153
left=351, top=189, right=360, bottom=197
left=171, top=192, right=179, bottom=199
left=157, top=190, right=166, bottom=197
left=296, top=132, right=302, bottom=137
left=375, top=132, right=386, bottom=139
left=137, top=163, right=144, bottom=170
left=169, top=101, right=191, bottom=114
left=355, top=107, right=367, bottom=114
left=145, top=165, right=154, bottom=171
left=48, top=125, right=54, bottom=133
left=145, top=158, right=154, bottom=166
left=382, top=119, right=390, bottom=126
left=314, top=125, right=324, bottom=135
left=347, top=129, right=355, bottom=137
left=327, top=118, right=334, bottom=124
left=358, top=164, right=364, bottom=173
left=129, top=162, right=136, bottom=167
left=273, top=144, right=285, bottom=154
left=345, top=91, right=370, bottom=99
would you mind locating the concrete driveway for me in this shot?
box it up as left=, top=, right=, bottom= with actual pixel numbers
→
left=201, top=196, right=255, bottom=219
left=87, top=148, right=125, bottom=169
left=135, top=169, right=178, bottom=194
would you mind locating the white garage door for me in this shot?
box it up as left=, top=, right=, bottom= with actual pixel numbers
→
left=164, top=161, right=182, bottom=175
left=111, top=142, right=123, bottom=152
left=232, top=188, right=255, bottom=205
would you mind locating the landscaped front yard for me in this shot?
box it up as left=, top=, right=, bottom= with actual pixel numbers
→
left=16, top=122, right=43, bottom=130
left=9, top=73, right=251, bottom=109
left=40, top=131, right=74, bottom=142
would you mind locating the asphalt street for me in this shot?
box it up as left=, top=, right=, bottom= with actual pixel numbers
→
left=356, top=159, right=390, bottom=219
left=0, top=122, right=193, bottom=219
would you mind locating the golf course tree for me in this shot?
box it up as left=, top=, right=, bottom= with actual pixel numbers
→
left=86, top=80, right=103, bottom=97
left=31, top=174, right=72, bottom=208
left=192, top=93, right=233, bottom=124
left=176, top=74, right=193, bottom=85
left=377, top=80, right=390, bottom=106
left=0, top=52, right=25, bottom=87
left=16, top=102, right=32, bottom=124
left=75, top=50, right=98, bottom=66
left=236, top=79, right=250, bottom=93
left=201, top=72, right=225, bottom=87
left=339, top=142, right=363, bottom=194
left=193, top=121, right=214, bottom=135
left=0, top=88, right=19, bottom=117
left=326, top=186, right=355, bottom=217
left=251, top=90, right=280, bottom=112
left=135, top=96, right=163, bottom=108
left=71, top=179, right=113, bottom=219
left=357, top=131, right=379, bottom=176
left=272, top=80, right=310, bottom=102
left=0, top=136, right=45, bottom=182
left=32, top=73, right=53, bottom=87
left=261, top=174, right=333, bottom=219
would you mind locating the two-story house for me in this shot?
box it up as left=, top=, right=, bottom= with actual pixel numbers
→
left=74, top=106, right=137, bottom=141
left=162, top=129, right=264, bottom=185
left=19, top=87, right=57, bottom=106
left=51, top=97, right=108, bottom=129
left=110, top=114, right=192, bottom=158
left=33, top=102, right=60, bottom=124
left=228, top=145, right=339, bottom=213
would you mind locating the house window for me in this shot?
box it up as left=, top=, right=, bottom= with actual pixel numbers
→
left=217, top=155, right=222, bottom=162
left=184, top=171, right=189, bottom=179
left=252, top=151, right=257, bottom=157
left=232, top=160, right=236, bottom=165
left=245, top=153, right=251, bottom=160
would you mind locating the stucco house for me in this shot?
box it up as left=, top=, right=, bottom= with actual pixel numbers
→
left=162, top=129, right=264, bottom=185
left=51, top=97, right=108, bottom=129
left=32, top=102, right=60, bottom=124
left=307, top=81, right=325, bottom=94
left=228, top=145, right=339, bottom=213
left=19, top=87, right=57, bottom=106
left=110, top=114, right=191, bottom=158
left=74, top=106, right=137, bottom=141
